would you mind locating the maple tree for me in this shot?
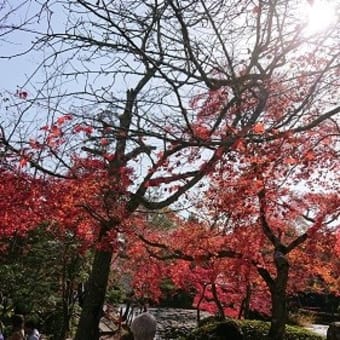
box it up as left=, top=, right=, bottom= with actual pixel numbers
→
left=128, top=59, right=340, bottom=337
left=137, top=117, right=339, bottom=339
left=135, top=182, right=338, bottom=339
left=0, top=0, right=339, bottom=339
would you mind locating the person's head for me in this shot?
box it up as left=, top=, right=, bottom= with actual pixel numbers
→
left=24, top=320, right=36, bottom=335
left=11, top=314, right=24, bottom=331
left=130, top=313, right=156, bottom=340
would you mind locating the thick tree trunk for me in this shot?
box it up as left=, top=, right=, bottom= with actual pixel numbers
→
left=75, top=248, right=112, bottom=340
left=59, top=299, right=70, bottom=340
left=268, top=251, right=289, bottom=340
left=269, top=287, right=288, bottom=340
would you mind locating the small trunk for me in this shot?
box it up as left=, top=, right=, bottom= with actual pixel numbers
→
left=238, top=284, right=251, bottom=319
left=59, top=280, right=73, bottom=340
left=211, top=283, right=225, bottom=320
left=196, top=308, right=200, bottom=325
left=74, top=248, right=112, bottom=340
left=196, top=284, right=207, bottom=325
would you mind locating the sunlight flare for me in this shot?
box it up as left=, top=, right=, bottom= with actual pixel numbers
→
left=305, top=0, right=337, bottom=34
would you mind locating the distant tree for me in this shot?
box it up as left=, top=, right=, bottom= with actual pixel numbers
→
left=0, top=224, right=91, bottom=339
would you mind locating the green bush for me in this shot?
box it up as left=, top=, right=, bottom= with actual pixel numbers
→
left=240, top=320, right=325, bottom=339
left=182, top=319, right=325, bottom=340
left=184, top=319, right=243, bottom=340
left=197, top=315, right=225, bottom=327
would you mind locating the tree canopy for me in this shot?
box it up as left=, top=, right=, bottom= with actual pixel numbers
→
left=0, top=1, right=339, bottom=339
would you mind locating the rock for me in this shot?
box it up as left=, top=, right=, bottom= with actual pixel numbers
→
left=327, top=322, right=340, bottom=340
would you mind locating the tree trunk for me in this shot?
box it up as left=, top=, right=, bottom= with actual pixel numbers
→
left=238, top=284, right=251, bottom=319
left=268, top=251, right=289, bottom=340
left=75, top=248, right=112, bottom=340
left=211, top=283, right=225, bottom=320
left=269, top=287, right=288, bottom=340
left=59, top=276, right=72, bottom=340
left=196, top=284, right=207, bottom=325
left=59, top=298, right=70, bottom=340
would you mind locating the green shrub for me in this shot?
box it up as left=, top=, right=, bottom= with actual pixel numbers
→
left=182, top=319, right=325, bottom=340
left=197, top=315, right=225, bottom=327
left=184, top=319, right=243, bottom=340
left=240, top=319, right=325, bottom=339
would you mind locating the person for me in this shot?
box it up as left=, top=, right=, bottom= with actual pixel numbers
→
left=130, top=312, right=156, bottom=340
left=25, top=320, right=40, bottom=340
left=8, top=314, right=25, bottom=340
left=0, top=320, right=5, bottom=340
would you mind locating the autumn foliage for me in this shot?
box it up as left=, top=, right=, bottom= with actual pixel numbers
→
left=114, top=76, right=339, bottom=326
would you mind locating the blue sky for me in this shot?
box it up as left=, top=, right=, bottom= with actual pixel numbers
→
left=0, top=0, right=63, bottom=95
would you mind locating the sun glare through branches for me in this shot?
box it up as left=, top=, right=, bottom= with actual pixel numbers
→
left=304, top=0, right=337, bottom=34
